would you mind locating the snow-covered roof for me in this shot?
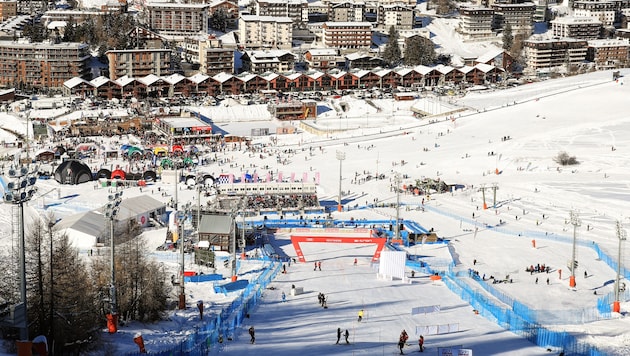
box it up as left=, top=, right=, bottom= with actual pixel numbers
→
left=162, top=73, right=186, bottom=85
left=90, top=76, right=112, bottom=88
left=436, top=65, right=454, bottom=75
left=395, top=67, right=414, bottom=76
left=413, top=65, right=434, bottom=75
left=351, top=69, right=371, bottom=78
left=214, top=72, right=233, bottom=83
left=328, top=70, right=347, bottom=79
left=56, top=210, right=108, bottom=242
left=306, top=48, right=338, bottom=56
left=115, top=195, right=166, bottom=221
left=345, top=52, right=373, bottom=61
left=235, top=72, right=258, bottom=82
left=240, top=15, right=292, bottom=23
left=373, top=68, right=392, bottom=77
left=305, top=71, right=324, bottom=80
left=457, top=65, right=474, bottom=74
left=137, top=74, right=162, bottom=86
left=46, top=20, right=67, bottom=29
left=259, top=72, right=280, bottom=81
left=188, top=73, right=210, bottom=84
left=476, top=49, right=505, bottom=64
left=64, top=77, right=90, bottom=89
left=284, top=72, right=302, bottom=80
left=474, top=63, right=500, bottom=73
left=114, top=75, right=136, bottom=87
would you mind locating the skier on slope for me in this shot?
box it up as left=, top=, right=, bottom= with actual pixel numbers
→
left=336, top=327, right=342, bottom=344
left=344, top=329, right=350, bottom=344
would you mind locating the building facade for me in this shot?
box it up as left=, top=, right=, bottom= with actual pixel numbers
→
left=256, top=0, right=308, bottom=23
left=241, top=50, right=296, bottom=73
left=378, top=4, right=414, bottom=30
left=0, top=40, right=90, bottom=89
left=586, top=39, right=630, bottom=69
left=146, top=2, right=209, bottom=35
left=106, top=49, right=172, bottom=80
left=304, top=48, right=341, bottom=70
left=492, top=3, right=535, bottom=35
left=322, top=22, right=372, bottom=49
left=458, top=6, right=494, bottom=39
left=329, top=1, right=364, bottom=22
left=573, top=1, right=616, bottom=27
left=551, top=16, right=602, bottom=40
left=524, top=38, right=588, bottom=70
left=238, top=15, right=293, bottom=49
left=0, top=0, right=16, bottom=21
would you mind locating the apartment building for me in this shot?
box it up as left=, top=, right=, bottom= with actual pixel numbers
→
left=208, top=0, right=239, bottom=29
left=378, top=4, right=414, bottom=30
left=586, top=39, right=630, bottom=69
left=146, top=2, right=209, bottom=36
left=240, top=50, right=296, bottom=73
left=238, top=15, right=293, bottom=49
left=551, top=16, right=602, bottom=40
left=307, top=1, right=328, bottom=22
left=304, top=48, right=342, bottom=70
left=458, top=6, right=494, bottom=40
left=573, top=1, right=616, bottom=27
left=524, top=38, right=588, bottom=70
left=181, top=34, right=234, bottom=75
left=41, top=9, right=117, bottom=27
left=0, top=1, right=16, bottom=21
left=329, top=1, right=364, bottom=22
left=106, top=49, right=172, bottom=80
left=492, top=3, right=535, bottom=35
left=0, top=40, right=90, bottom=89
left=377, top=0, right=416, bottom=6
left=256, top=0, right=308, bottom=23
left=322, top=22, right=372, bottom=49
left=17, top=0, right=46, bottom=14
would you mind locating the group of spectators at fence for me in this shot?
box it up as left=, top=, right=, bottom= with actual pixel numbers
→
left=526, top=263, right=551, bottom=274
left=243, top=194, right=319, bottom=210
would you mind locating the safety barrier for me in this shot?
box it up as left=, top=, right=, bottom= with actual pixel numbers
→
left=125, top=260, right=281, bottom=356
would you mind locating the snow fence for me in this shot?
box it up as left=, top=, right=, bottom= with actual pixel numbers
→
left=125, top=260, right=282, bottom=356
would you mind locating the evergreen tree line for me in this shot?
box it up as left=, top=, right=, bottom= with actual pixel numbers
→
left=21, top=13, right=137, bottom=54
left=382, top=26, right=437, bottom=68
left=0, top=214, right=169, bottom=354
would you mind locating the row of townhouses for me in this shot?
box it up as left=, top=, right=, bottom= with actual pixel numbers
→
left=63, top=63, right=508, bottom=100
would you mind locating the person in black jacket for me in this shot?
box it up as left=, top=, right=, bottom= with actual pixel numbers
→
left=248, top=326, right=255, bottom=344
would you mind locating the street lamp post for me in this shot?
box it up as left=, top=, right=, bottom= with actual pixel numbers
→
left=394, top=173, right=401, bottom=240
left=240, top=200, right=246, bottom=259
left=336, top=151, right=345, bottom=212
left=231, top=204, right=238, bottom=282
left=4, top=165, right=38, bottom=341
left=104, top=191, right=123, bottom=333
left=569, top=211, right=581, bottom=288
left=178, top=202, right=191, bottom=310
left=614, top=221, right=627, bottom=313
left=47, top=220, right=55, bottom=347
